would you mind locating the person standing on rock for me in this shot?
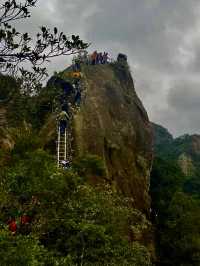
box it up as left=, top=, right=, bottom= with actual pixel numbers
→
left=96, top=52, right=100, bottom=64
left=99, top=52, right=103, bottom=64
left=91, top=51, right=98, bottom=65
left=82, top=50, right=89, bottom=65
left=74, top=88, right=81, bottom=106
left=103, top=52, right=108, bottom=64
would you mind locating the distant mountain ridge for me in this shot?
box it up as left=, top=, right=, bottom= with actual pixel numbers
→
left=152, top=122, right=200, bottom=176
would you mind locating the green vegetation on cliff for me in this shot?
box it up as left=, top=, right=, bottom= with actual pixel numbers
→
left=0, top=132, right=151, bottom=265
left=0, top=71, right=152, bottom=265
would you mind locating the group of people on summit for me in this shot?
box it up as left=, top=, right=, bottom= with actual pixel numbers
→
left=72, top=50, right=110, bottom=71
left=90, top=51, right=109, bottom=65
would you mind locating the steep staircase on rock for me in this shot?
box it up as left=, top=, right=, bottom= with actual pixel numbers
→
left=57, top=119, right=73, bottom=168
left=56, top=70, right=84, bottom=168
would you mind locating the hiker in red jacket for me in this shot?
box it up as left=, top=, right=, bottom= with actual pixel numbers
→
left=8, top=218, right=17, bottom=234
left=20, top=215, right=31, bottom=225
left=91, top=51, right=98, bottom=65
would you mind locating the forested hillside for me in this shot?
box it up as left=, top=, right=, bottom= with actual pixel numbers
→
left=151, top=123, right=200, bottom=266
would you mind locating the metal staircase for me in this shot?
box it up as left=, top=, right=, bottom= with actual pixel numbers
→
left=56, top=69, right=84, bottom=168
left=57, top=121, right=72, bottom=168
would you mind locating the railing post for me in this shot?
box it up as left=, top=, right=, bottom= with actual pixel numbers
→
left=64, top=128, right=67, bottom=161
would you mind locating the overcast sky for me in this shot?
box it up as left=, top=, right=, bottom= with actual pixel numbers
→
left=16, top=0, right=200, bottom=136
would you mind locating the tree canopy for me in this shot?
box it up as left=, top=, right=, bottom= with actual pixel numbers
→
left=0, top=0, right=88, bottom=89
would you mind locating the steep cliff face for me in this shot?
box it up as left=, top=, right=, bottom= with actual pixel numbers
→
left=178, top=153, right=195, bottom=176
left=71, top=63, right=153, bottom=213
left=174, top=135, right=200, bottom=175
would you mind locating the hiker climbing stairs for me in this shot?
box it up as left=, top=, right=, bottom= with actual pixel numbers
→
left=55, top=63, right=85, bottom=168
left=57, top=118, right=73, bottom=168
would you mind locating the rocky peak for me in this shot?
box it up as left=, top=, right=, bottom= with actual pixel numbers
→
left=0, top=61, right=154, bottom=215
left=153, top=123, right=200, bottom=176
left=69, top=62, right=153, bottom=213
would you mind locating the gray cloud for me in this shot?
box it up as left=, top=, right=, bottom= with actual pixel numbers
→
left=12, top=0, right=200, bottom=136
left=169, top=80, right=200, bottom=111
left=85, top=0, right=199, bottom=72
left=154, top=79, right=200, bottom=136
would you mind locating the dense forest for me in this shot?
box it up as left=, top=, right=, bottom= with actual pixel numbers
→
left=150, top=124, right=200, bottom=266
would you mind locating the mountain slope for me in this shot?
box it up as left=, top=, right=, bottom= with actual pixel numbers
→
left=151, top=123, right=200, bottom=265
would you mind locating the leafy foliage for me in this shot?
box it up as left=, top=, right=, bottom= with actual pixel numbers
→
left=72, top=154, right=106, bottom=178
left=0, top=74, right=58, bottom=129
left=161, top=192, right=200, bottom=266
left=0, top=73, right=19, bottom=102
left=151, top=156, right=200, bottom=265
left=0, top=229, right=67, bottom=266
left=150, top=157, right=184, bottom=220
left=0, top=129, right=152, bottom=265
left=0, top=0, right=88, bottom=89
